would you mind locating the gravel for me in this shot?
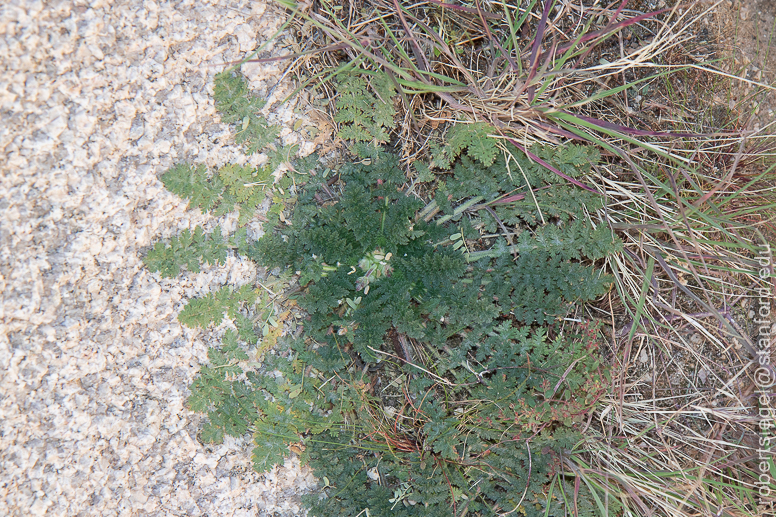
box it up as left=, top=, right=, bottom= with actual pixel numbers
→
left=0, top=1, right=317, bottom=515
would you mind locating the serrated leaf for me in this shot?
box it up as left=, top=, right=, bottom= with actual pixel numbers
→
left=414, top=161, right=435, bottom=183
left=214, top=71, right=266, bottom=122
left=199, top=422, right=225, bottom=444
left=252, top=434, right=289, bottom=474
left=143, top=240, right=186, bottom=278
left=334, top=72, right=396, bottom=144
left=213, top=71, right=280, bottom=155
left=187, top=366, right=226, bottom=412
left=229, top=227, right=253, bottom=257
left=178, top=285, right=258, bottom=329
left=179, top=294, right=227, bottom=328
left=438, top=122, right=498, bottom=168
left=219, top=163, right=262, bottom=203
left=161, top=163, right=224, bottom=213
left=221, top=329, right=250, bottom=362
left=200, top=226, right=228, bottom=266
left=144, top=226, right=228, bottom=279
left=234, top=314, right=258, bottom=345
left=466, top=128, right=498, bottom=166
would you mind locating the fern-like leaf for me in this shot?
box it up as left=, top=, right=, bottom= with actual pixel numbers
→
left=334, top=72, right=396, bottom=144
left=178, top=285, right=258, bottom=329
left=144, top=226, right=227, bottom=278
left=161, top=164, right=223, bottom=212
left=213, top=71, right=279, bottom=154
left=434, top=122, right=498, bottom=169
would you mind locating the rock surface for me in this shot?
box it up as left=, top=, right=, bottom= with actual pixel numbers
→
left=0, top=1, right=315, bottom=515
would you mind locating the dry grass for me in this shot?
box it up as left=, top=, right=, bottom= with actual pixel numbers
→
left=253, top=1, right=776, bottom=515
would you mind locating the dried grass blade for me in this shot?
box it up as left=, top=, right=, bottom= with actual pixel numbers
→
left=559, top=5, right=670, bottom=56
left=474, top=0, right=519, bottom=72
left=571, top=113, right=701, bottom=138
left=426, top=0, right=500, bottom=19
left=628, top=256, right=655, bottom=343
left=391, top=0, right=430, bottom=74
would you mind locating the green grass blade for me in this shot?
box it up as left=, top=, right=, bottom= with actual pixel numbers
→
left=628, top=256, right=655, bottom=342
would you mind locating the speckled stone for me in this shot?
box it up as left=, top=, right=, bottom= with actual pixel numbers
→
left=0, top=1, right=317, bottom=515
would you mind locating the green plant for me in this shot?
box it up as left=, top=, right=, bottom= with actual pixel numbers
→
left=141, top=68, right=308, bottom=443
left=160, top=72, right=281, bottom=226
left=291, top=319, right=611, bottom=517
left=174, top=146, right=616, bottom=516
left=213, top=70, right=279, bottom=154
left=144, top=226, right=227, bottom=278
left=140, top=53, right=623, bottom=513
left=144, top=5, right=776, bottom=512
left=334, top=71, right=397, bottom=145
left=431, top=122, right=500, bottom=170
left=256, top=146, right=616, bottom=338
left=160, top=160, right=274, bottom=226
left=178, top=284, right=258, bottom=333
left=156, top=71, right=302, bottom=226
left=151, top=69, right=620, bottom=509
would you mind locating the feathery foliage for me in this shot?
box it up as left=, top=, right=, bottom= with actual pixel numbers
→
left=237, top=147, right=616, bottom=515
left=178, top=284, right=258, bottom=330
left=431, top=122, right=499, bottom=170
left=160, top=162, right=274, bottom=226
left=334, top=71, right=397, bottom=144
left=143, top=226, right=227, bottom=278
left=160, top=163, right=224, bottom=213
left=213, top=70, right=279, bottom=154
left=149, top=82, right=618, bottom=512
